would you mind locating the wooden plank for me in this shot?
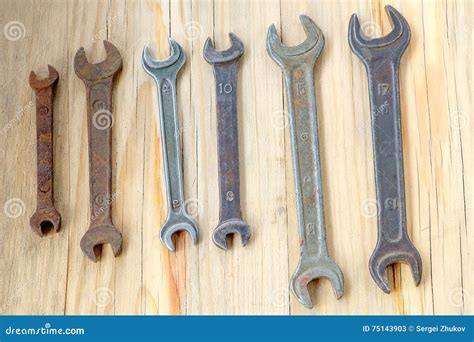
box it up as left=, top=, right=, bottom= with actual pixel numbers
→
left=0, top=0, right=471, bottom=315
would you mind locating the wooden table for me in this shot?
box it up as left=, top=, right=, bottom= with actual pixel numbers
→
left=0, top=0, right=471, bottom=315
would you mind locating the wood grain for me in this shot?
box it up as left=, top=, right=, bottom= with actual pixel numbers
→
left=0, top=0, right=471, bottom=315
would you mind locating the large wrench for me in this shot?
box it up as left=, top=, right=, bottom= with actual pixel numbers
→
left=142, top=39, right=198, bottom=251
left=203, top=33, right=251, bottom=250
left=29, top=65, right=61, bottom=236
left=74, top=41, right=123, bottom=262
left=267, top=16, right=344, bottom=308
left=349, top=5, right=422, bottom=292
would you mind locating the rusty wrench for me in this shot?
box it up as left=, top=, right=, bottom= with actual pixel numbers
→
left=267, top=16, right=343, bottom=308
left=29, top=65, right=61, bottom=236
left=203, top=33, right=251, bottom=250
left=74, top=41, right=123, bottom=262
left=349, top=5, right=422, bottom=292
left=142, top=39, right=198, bottom=251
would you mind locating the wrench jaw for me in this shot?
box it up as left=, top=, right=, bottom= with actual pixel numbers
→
left=203, top=33, right=244, bottom=64
left=212, top=219, right=251, bottom=251
left=266, top=15, right=324, bottom=69
left=29, top=65, right=59, bottom=90
left=142, top=39, right=185, bottom=79
left=80, top=225, right=123, bottom=262
left=74, top=41, right=123, bottom=83
left=348, top=5, right=410, bottom=63
left=290, top=257, right=344, bottom=309
left=160, top=213, right=198, bottom=252
left=30, top=208, right=61, bottom=237
left=369, top=240, right=422, bottom=293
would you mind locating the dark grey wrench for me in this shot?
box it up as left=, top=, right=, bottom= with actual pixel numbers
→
left=142, top=39, right=198, bottom=251
left=349, top=5, right=422, bottom=293
left=267, top=16, right=343, bottom=308
left=203, top=33, right=251, bottom=250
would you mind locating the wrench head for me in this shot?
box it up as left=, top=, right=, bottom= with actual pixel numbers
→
left=80, top=225, right=123, bottom=262
left=203, top=33, right=244, bottom=64
left=212, top=219, right=251, bottom=250
left=290, top=256, right=344, bottom=308
left=266, top=15, right=324, bottom=67
left=29, top=65, right=59, bottom=90
left=160, top=213, right=198, bottom=252
left=348, top=5, right=410, bottom=62
left=30, top=207, right=61, bottom=237
left=142, top=38, right=185, bottom=78
left=369, top=239, right=422, bottom=293
left=74, top=41, right=123, bottom=83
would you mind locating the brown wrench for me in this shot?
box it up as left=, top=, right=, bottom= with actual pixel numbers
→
left=203, top=33, right=251, bottom=250
left=74, top=41, right=123, bottom=262
left=29, top=65, right=61, bottom=236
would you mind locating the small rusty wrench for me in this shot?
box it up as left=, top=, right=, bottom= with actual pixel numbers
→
left=142, top=39, right=198, bottom=251
left=74, top=41, right=123, bottom=262
left=203, top=33, right=251, bottom=250
left=349, top=5, right=422, bottom=292
left=29, top=65, right=61, bottom=236
left=267, top=16, right=344, bottom=308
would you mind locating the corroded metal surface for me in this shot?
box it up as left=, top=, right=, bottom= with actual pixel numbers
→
left=267, top=16, right=344, bottom=308
left=142, top=39, right=198, bottom=252
left=349, top=5, right=422, bottom=293
left=74, top=41, right=123, bottom=262
left=203, top=33, right=251, bottom=250
left=29, top=65, right=61, bottom=236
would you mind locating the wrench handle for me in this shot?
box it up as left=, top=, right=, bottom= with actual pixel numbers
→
left=156, top=76, right=186, bottom=214
left=86, top=79, right=114, bottom=227
left=212, top=62, right=243, bottom=222
left=366, top=59, right=407, bottom=243
left=284, top=64, right=327, bottom=257
left=33, top=86, right=56, bottom=208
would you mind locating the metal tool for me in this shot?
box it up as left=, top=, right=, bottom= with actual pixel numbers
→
left=349, top=5, right=422, bottom=293
left=142, top=39, right=198, bottom=251
left=29, top=65, right=61, bottom=236
left=203, top=33, right=251, bottom=250
left=267, top=16, right=344, bottom=308
left=74, top=41, right=123, bottom=262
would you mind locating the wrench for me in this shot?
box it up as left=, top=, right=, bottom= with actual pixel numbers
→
left=74, top=41, right=123, bottom=262
left=349, top=5, right=422, bottom=292
left=29, top=65, right=61, bottom=236
left=203, top=33, right=251, bottom=250
left=142, top=39, right=198, bottom=251
left=267, top=16, right=343, bottom=308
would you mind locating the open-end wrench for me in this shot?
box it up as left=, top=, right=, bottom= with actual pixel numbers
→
left=203, top=33, right=251, bottom=250
left=267, top=16, right=343, bottom=308
left=349, top=5, right=422, bottom=293
left=142, top=39, right=198, bottom=251
left=74, top=41, right=123, bottom=262
left=29, top=65, right=61, bottom=236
